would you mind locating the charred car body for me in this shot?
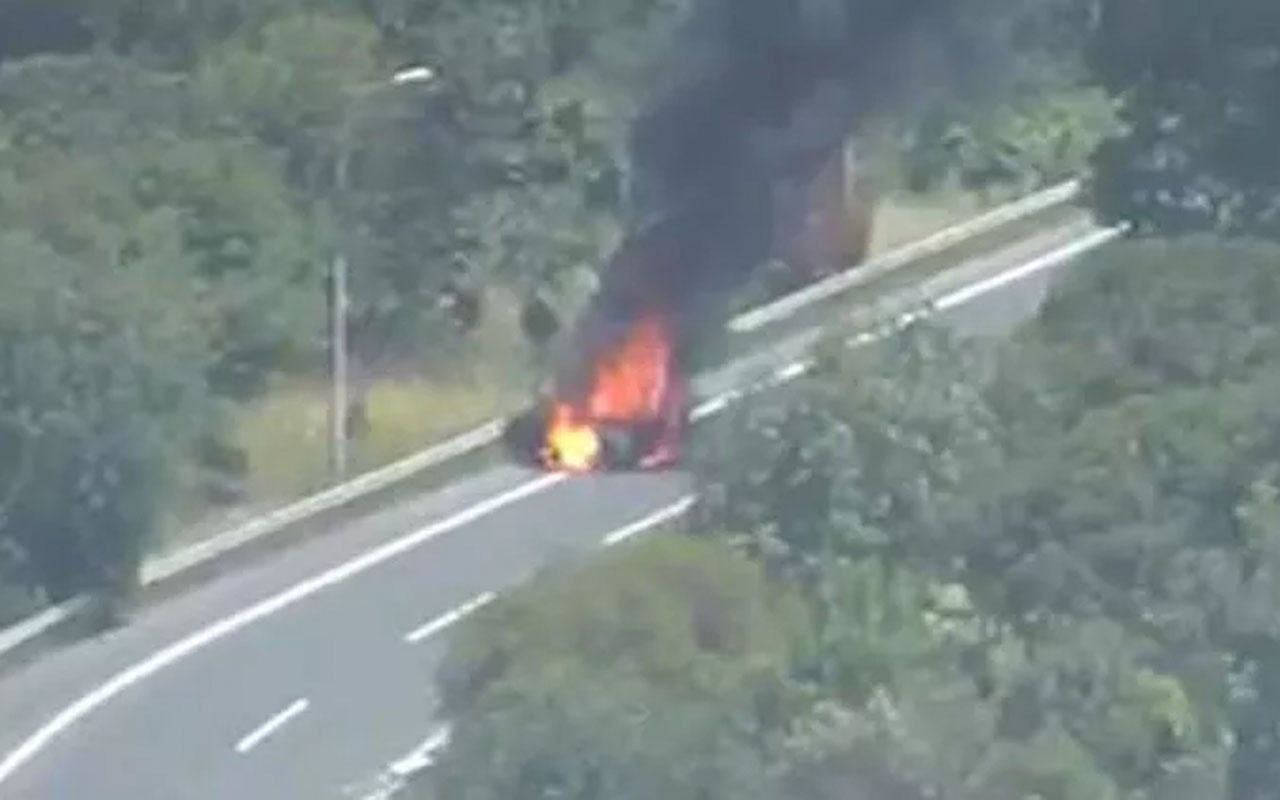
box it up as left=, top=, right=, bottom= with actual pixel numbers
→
left=502, top=303, right=693, bottom=472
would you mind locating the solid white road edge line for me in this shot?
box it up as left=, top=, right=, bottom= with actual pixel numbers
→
left=0, top=225, right=1119, bottom=789
left=603, top=496, right=697, bottom=547
left=348, top=726, right=452, bottom=800
left=400, top=494, right=698, bottom=646
left=0, top=472, right=565, bottom=786
left=365, top=496, right=695, bottom=793
left=388, top=725, right=453, bottom=777
left=234, top=698, right=311, bottom=755
left=934, top=226, right=1123, bottom=311
left=753, top=225, right=1126, bottom=393
left=404, top=593, right=497, bottom=644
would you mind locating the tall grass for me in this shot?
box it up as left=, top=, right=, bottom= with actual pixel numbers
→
left=868, top=189, right=986, bottom=255
left=234, top=288, right=534, bottom=502
left=232, top=375, right=520, bottom=498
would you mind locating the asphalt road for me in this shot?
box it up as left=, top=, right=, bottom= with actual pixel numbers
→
left=0, top=220, right=1113, bottom=800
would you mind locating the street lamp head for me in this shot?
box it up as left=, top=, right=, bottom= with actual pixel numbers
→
left=390, top=66, right=436, bottom=86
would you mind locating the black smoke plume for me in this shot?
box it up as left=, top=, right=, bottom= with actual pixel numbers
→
left=549, top=0, right=987, bottom=402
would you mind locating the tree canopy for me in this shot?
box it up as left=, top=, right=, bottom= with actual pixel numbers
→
left=684, top=236, right=1280, bottom=799
left=1088, top=0, right=1280, bottom=238
left=426, top=535, right=807, bottom=800
left=418, top=235, right=1280, bottom=799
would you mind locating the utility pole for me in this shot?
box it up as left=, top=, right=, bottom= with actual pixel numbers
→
left=329, top=251, right=350, bottom=480
left=330, top=115, right=354, bottom=481
left=329, top=65, right=436, bottom=481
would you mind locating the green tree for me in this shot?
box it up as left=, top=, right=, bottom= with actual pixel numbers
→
left=0, top=52, right=325, bottom=598
left=690, top=238, right=1280, bottom=797
left=376, top=0, right=691, bottom=337
left=893, top=0, right=1117, bottom=197
left=901, top=85, right=1119, bottom=197
left=1087, top=0, right=1280, bottom=238
left=0, top=53, right=326, bottom=403
left=0, top=226, right=210, bottom=608
left=0, top=0, right=94, bottom=61
left=192, top=11, right=384, bottom=179
left=416, top=535, right=809, bottom=800
left=83, top=0, right=333, bottom=67
left=1024, top=236, right=1280, bottom=418
left=979, top=239, right=1280, bottom=799
left=691, top=321, right=1008, bottom=594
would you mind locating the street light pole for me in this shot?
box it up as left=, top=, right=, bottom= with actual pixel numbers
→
left=329, top=65, right=436, bottom=481
left=329, top=254, right=350, bottom=480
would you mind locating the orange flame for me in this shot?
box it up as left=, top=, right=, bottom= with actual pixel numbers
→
left=542, top=405, right=603, bottom=471
left=541, top=314, right=676, bottom=471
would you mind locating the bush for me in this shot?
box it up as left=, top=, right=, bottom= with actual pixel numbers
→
left=416, top=534, right=812, bottom=800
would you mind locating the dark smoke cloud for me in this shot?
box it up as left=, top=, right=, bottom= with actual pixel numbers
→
left=554, top=0, right=990, bottom=398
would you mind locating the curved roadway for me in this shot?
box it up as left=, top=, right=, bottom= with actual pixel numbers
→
left=0, top=219, right=1112, bottom=799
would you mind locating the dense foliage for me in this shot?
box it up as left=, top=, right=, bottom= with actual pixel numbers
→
left=417, top=237, right=1280, bottom=800
left=1088, top=0, right=1280, bottom=238
left=428, top=536, right=808, bottom=800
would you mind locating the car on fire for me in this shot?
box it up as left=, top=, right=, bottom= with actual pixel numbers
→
left=500, top=372, right=691, bottom=473
left=501, top=310, right=692, bottom=473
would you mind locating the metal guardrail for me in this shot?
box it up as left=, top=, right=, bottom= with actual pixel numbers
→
left=730, top=179, right=1082, bottom=332
left=138, top=419, right=508, bottom=587
left=0, top=599, right=90, bottom=661
left=0, top=179, right=1084, bottom=670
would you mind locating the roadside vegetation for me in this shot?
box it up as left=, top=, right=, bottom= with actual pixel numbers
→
left=397, top=1, right=1280, bottom=799
left=407, top=235, right=1280, bottom=800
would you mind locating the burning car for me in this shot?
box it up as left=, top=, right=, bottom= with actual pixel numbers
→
left=495, top=0, right=953, bottom=474
left=502, top=313, right=691, bottom=472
